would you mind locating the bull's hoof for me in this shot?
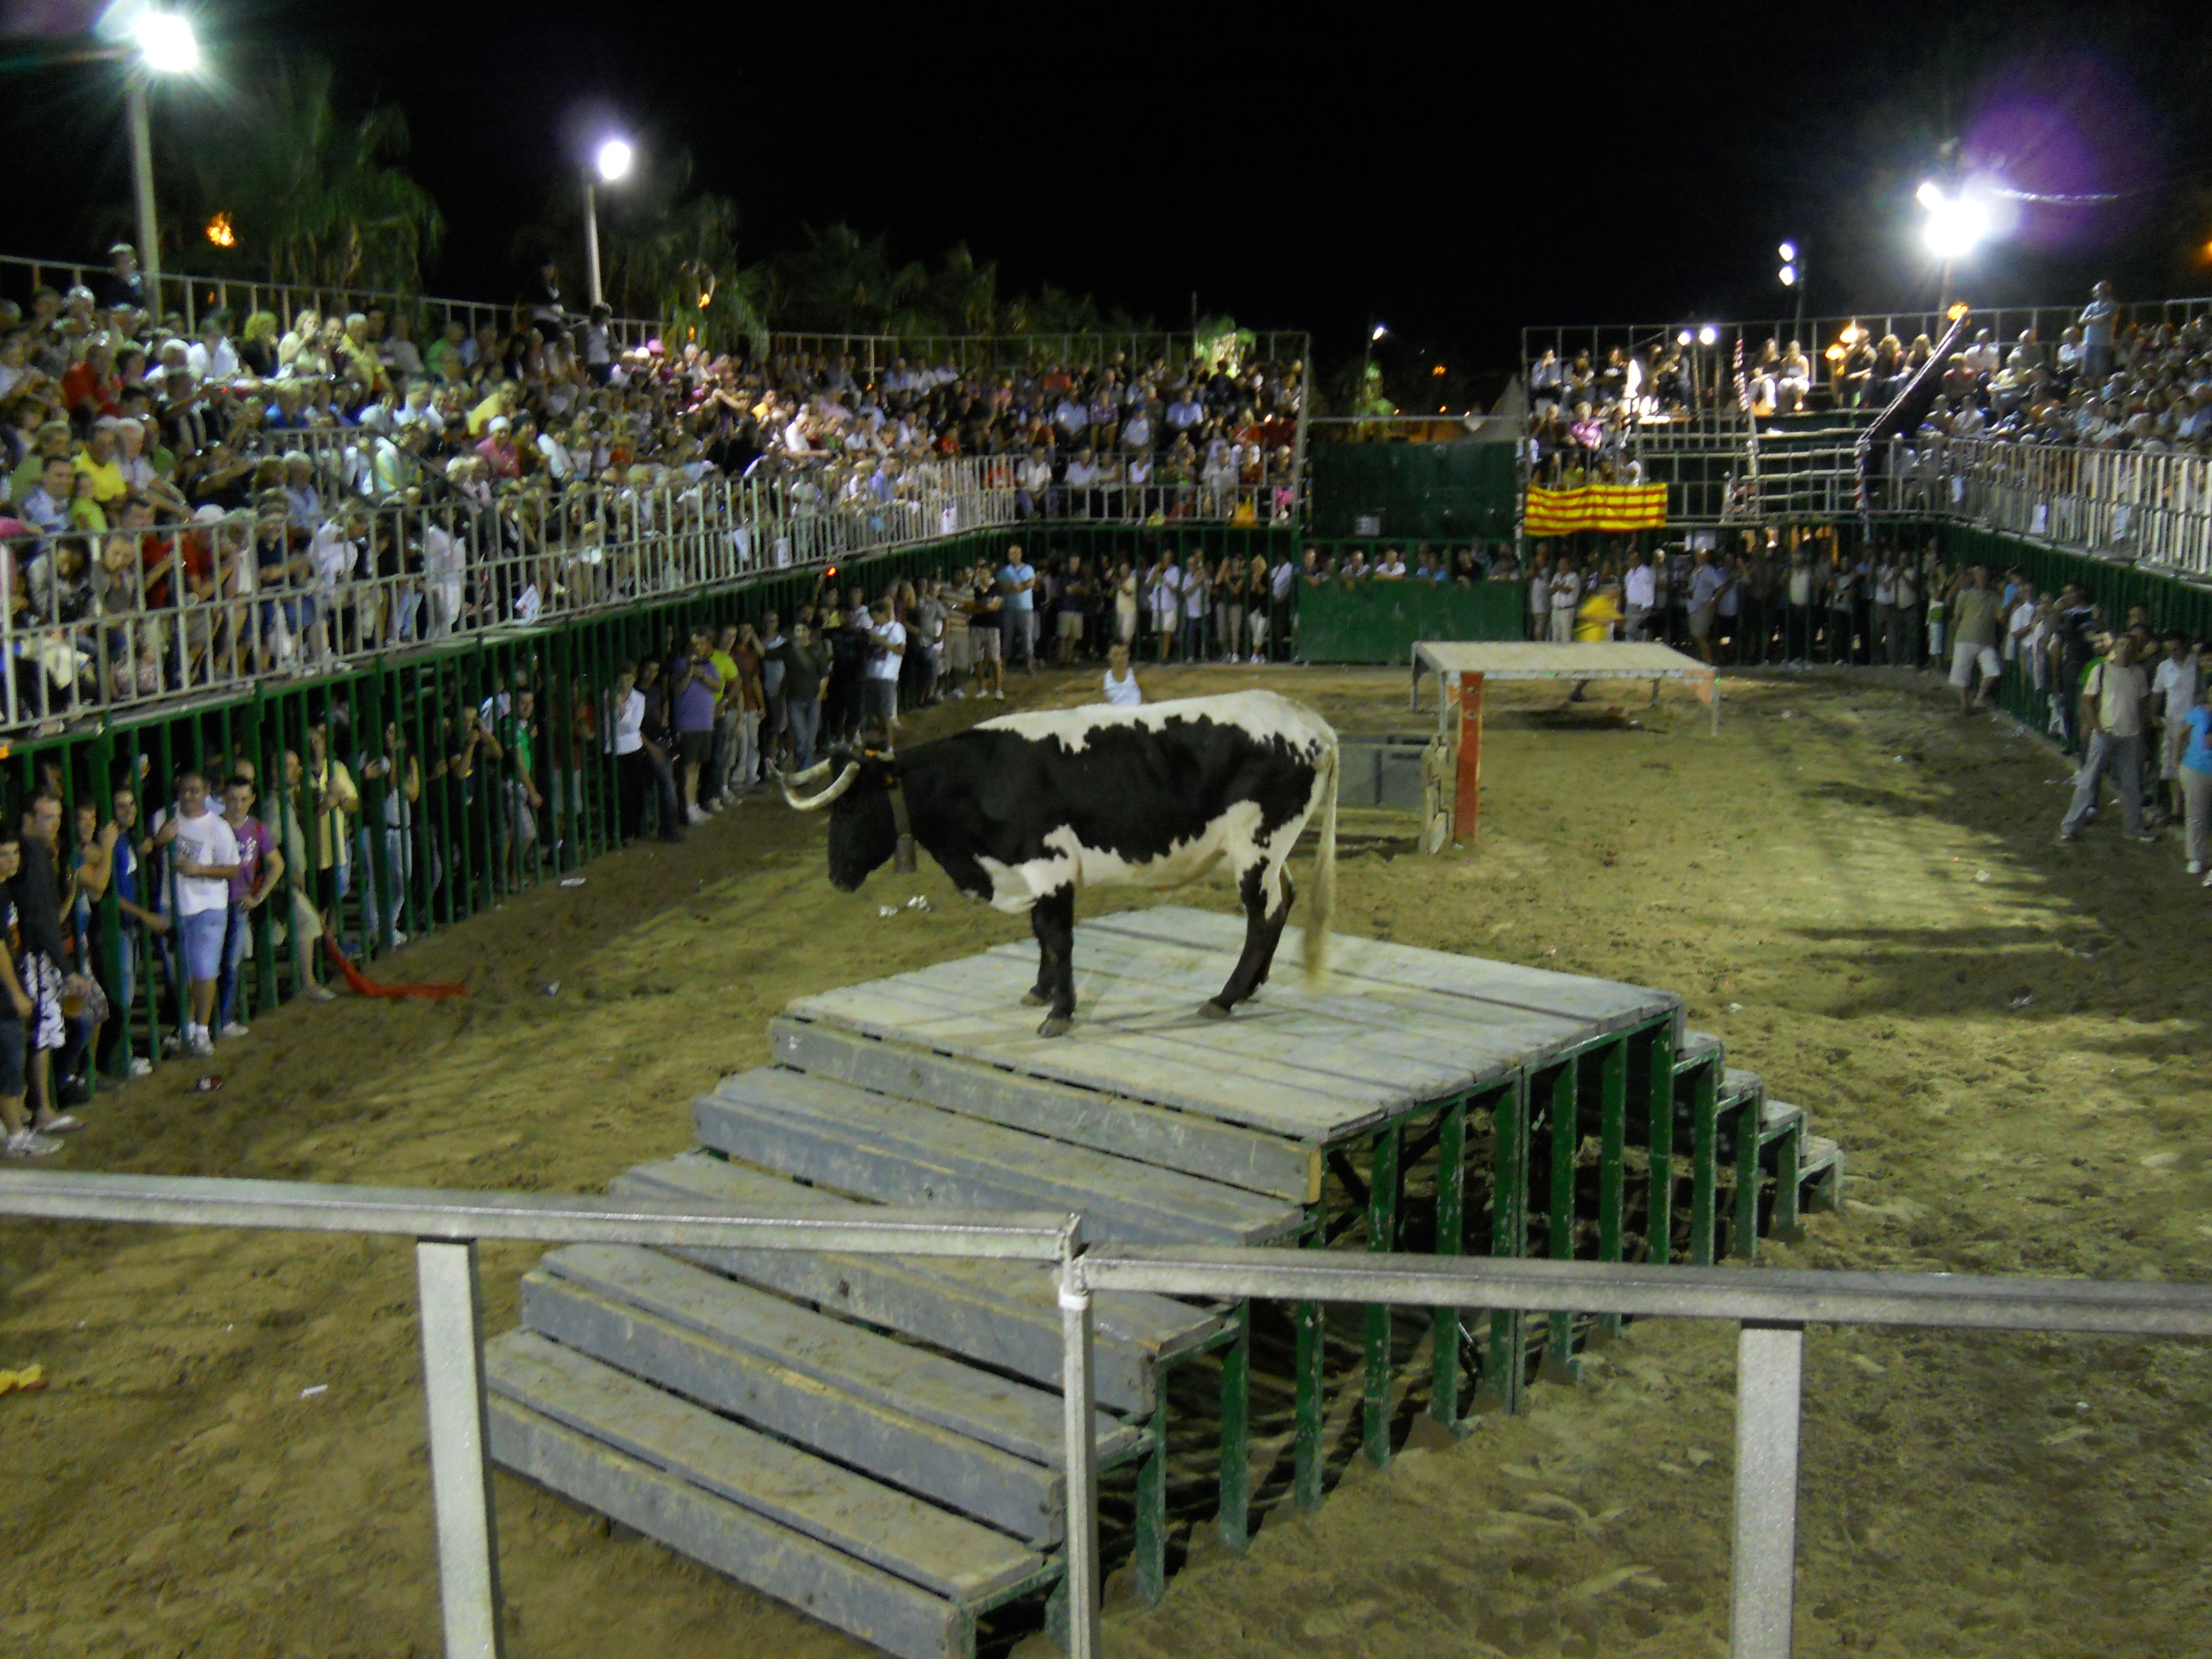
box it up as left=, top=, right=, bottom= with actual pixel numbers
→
left=1198, top=999, right=1233, bottom=1020
left=1037, top=1015, right=1074, bottom=1038
left=1021, top=990, right=1047, bottom=1008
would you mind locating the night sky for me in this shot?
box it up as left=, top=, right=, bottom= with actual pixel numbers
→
left=6, top=0, right=2211, bottom=378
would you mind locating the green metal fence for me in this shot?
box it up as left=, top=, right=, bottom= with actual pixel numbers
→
left=1307, top=439, right=1520, bottom=541
left=1297, top=578, right=1522, bottom=664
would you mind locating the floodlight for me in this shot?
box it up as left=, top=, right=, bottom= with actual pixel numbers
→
left=133, top=10, right=200, bottom=75
left=1920, top=186, right=1991, bottom=260
left=1914, top=180, right=1943, bottom=210
left=1676, top=329, right=1693, bottom=346
left=1778, top=264, right=1798, bottom=287
left=595, top=138, right=634, bottom=183
left=1370, top=324, right=1388, bottom=342
left=1778, top=241, right=1798, bottom=263
left=1697, top=325, right=1718, bottom=346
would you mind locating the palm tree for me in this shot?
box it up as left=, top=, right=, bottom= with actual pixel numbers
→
left=182, top=56, right=442, bottom=295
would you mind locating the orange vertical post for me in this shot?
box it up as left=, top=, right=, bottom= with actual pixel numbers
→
left=1455, top=670, right=1484, bottom=837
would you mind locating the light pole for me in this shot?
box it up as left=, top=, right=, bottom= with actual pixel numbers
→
left=1360, top=321, right=1388, bottom=411
left=123, top=9, right=200, bottom=320
left=583, top=137, right=633, bottom=311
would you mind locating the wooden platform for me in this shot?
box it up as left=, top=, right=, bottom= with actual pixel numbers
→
left=489, top=907, right=1843, bottom=1659
left=784, top=904, right=1681, bottom=1149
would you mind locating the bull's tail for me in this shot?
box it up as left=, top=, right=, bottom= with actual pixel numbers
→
left=1302, top=740, right=1337, bottom=980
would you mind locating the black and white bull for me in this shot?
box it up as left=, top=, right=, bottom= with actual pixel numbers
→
left=780, top=689, right=1339, bottom=1036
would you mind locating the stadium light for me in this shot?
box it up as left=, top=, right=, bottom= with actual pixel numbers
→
left=1677, top=329, right=1694, bottom=346
left=1370, top=324, right=1389, bottom=343
left=123, top=9, right=205, bottom=319
left=583, top=134, right=637, bottom=310
left=1918, top=183, right=1991, bottom=260
left=1697, top=325, right=1719, bottom=347
left=1778, top=264, right=1798, bottom=286
left=1777, top=241, right=1797, bottom=264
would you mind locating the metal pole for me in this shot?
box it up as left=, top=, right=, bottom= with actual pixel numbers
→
left=415, top=1239, right=506, bottom=1659
left=1059, top=1258, right=1099, bottom=1659
left=582, top=178, right=603, bottom=311
left=1730, top=1320, right=1804, bottom=1659
left=128, top=77, right=161, bottom=319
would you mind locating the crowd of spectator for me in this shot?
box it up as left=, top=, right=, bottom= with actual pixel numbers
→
left=0, top=242, right=1305, bottom=730
left=1525, top=283, right=2212, bottom=481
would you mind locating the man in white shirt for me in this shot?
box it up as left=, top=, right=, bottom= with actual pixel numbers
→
left=184, top=314, right=241, bottom=385
left=2152, top=632, right=2201, bottom=822
left=153, top=771, right=241, bottom=1056
left=1548, top=557, right=1582, bottom=644
left=1623, top=552, right=1657, bottom=641
left=864, top=600, right=905, bottom=732
left=2059, top=636, right=2151, bottom=843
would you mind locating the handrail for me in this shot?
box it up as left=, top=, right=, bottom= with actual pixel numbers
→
left=8, top=1169, right=2201, bottom=1658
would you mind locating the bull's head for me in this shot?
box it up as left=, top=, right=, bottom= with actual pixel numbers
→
left=780, top=747, right=903, bottom=890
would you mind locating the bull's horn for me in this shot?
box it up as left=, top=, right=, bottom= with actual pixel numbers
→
left=784, top=759, right=834, bottom=787
left=781, top=761, right=860, bottom=812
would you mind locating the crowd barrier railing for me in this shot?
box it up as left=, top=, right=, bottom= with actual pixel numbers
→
left=2, top=1168, right=2206, bottom=1659
left=0, top=253, right=670, bottom=356
left=0, top=457, right=1018, bottom=734
left=1877, top=435, right=2212, bottom=577
left=768, top=331, right=1312, bottom=380
left=1521, top=299, right=2212, bottom=420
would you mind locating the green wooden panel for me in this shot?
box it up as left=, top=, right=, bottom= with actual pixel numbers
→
left=1309, top=439, right=1520, bottom=540
left=1297, top=577, right=1522, bottom=663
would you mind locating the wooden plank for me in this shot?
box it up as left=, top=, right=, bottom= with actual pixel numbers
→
left=489, top=1396, right=977, bottom=1659
left=770, top=1018, right=1322, bottom=1204
left=791, top=976, right=1376, bottom=1140
left=539, top=1244, right=1138, bottom=1467
left=612, top=1155, right=1217, bottom=1415
left=1675, top=1030, right=1723, bottom=1071
left=811, top=966, right=1405, bottom=1125
left=695, top=1072, right=1305, bottom=1245
left=1086, top=907, right=1681, bottom=1037
left=523, top=1271, right=1066, bottom=1543
left=1721, top=1067, right=1764, bottom=1105
left=488, top=1332, right=1050, bottom=1604
left=1002, top=935, right=1569, bottom=1088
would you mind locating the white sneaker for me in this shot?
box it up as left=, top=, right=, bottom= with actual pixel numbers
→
left=994, top=689, right=1005, bottom=700
left=220, top=1021, right=251, bottom=1040
left=2190, top=861, right=2205, bottom=876
left=686, top=805, right=708, bottom=825
left=3, top=1129, right=60, bottom=1158
left=187, top=1028, right=214, bottom=1057
left=129, top=1058, right=153, bottom=1078
left=950, top=687, right=966, bottom=700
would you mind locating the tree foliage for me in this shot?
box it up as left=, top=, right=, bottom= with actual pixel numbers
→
left=178, top=56, right=444, bottom=296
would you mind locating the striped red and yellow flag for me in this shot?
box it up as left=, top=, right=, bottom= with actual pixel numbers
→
left=1522, top=484, right=1668, bottom=535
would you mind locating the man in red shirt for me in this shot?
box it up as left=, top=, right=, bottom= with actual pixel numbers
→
left=60, top=341, right=122, bottom=422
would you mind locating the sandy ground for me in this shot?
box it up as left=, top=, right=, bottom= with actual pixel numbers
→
left=0, top=659, right=2207, bottom=1658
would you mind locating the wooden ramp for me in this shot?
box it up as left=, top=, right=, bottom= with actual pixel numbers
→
left=488, top=906, right=1845, bottom=1658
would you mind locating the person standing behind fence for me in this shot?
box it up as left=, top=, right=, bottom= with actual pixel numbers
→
left=1548, top=555, right=1580, bottom=644
left=150, top=771, right=237, bottom=1058
left=1947, top=565, right=2004, bottom=714
left=2058, top=634, right=2152, bottom=845
left=1527, top=558, right=1550, bottom=641
left=999, top=545, right=1037, bottom=672
left=2179, top=690, right=2212, bottom=881
left=2151, top=633, right=2199, bottom=827
left=0, top=826, right=60, bottom=1157
left=775, top=625, right=827, bottom=770
left=671, top=629, right=722, bottom=825
left=216, top=776, right=281, bottom=1040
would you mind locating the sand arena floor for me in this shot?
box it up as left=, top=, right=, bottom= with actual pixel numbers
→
left=0, top=662, right=2205, bottom=1658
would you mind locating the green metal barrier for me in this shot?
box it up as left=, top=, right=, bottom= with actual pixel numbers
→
left=1297, top=577, right=1522, bottom=664
left=17, top=531, right=1018, bottom=1093
left=1307, top=439, right=1520, bottom=541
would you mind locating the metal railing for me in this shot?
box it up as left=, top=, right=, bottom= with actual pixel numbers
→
left=2, top=1169, right=2207, bottom=1659
left=1877, top=435, right=2212, bottom=576
left=768, top=331, right=1312, bottom=380
left=0, top=253, right=669, bottom=354
left=1522, top=298, right=2212, bottom=418
left=0, top=458, right=1017, bottom=734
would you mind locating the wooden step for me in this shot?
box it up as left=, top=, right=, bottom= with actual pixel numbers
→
left=537, top=1244, right=1139, bottom=1468
left=695, top=1068, right=1305, bottom=1246
left=1758, top=1098, right=1807, bottom=1145
left=488, top=1331, right=1050, bottom=1601
left=487, top=1339, right=1052, bottom=1659
left=1798, top=1135, right=1846, bottom=1210
left=1676, top=1030, right=1723, bottom=1072
left=522, top=1269, right=1064, bottom=1543
left=612, top=1154, right=1224, bottom=1415
left=770, top=1016, right=1321, bottom=1204
left=1719, top=1067, right=1764, bottom=1108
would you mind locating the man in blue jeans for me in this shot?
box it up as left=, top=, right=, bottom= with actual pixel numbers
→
left=152, top=772, right=239, bottom=1058
left=217, top=777, right=283, bottom=1040
left=998, top=545, right=1037, bottom=673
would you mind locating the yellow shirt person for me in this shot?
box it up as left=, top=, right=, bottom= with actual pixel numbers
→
left=1574, top=586, right=1623, bottom=643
